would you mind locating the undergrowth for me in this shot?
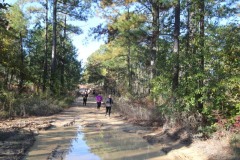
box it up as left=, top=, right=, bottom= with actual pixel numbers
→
left=0, top=90, right=75, bottom=119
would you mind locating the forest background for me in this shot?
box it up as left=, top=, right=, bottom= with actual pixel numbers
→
left=0, top=0, right=239, bottom=140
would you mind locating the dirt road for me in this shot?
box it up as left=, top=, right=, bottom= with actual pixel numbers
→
left=25, top=95, right=208, bottom=160
left=1, top=95, right=236, bottom=160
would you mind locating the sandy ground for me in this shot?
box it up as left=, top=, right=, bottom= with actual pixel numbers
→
left=1, top=95, right=239, bottom=160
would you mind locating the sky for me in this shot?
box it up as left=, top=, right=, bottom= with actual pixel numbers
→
left=70, top=18, right=105, bottom=65
left=4, top=0, right=105, bottom=65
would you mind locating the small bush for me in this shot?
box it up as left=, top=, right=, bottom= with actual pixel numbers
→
left=13, top=95, right=63, bottom=116
left=0, top=90, right=16, bottom=117
left=0, top=87, right=75, bottom=118
left=56, top=96, right=75, bottom=108
left=197, top=125, right=217, bottom=139
left=115, top=96, right=164, bottom=126
left=0, top=111, right=9, bottom=119
left=27, top=100, right=63, bottom=116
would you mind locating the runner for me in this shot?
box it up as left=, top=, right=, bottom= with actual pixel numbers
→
left=96, top=93, right=103, bottom=109
left=83, top=95, right=87, bottom=106
left=82, top=91, right=88, bottom=106
left=105, top=95, right=113, bottom=117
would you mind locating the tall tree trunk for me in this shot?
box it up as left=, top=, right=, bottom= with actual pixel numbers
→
left=18, top=32, right=24, bottom=94
left=4, top=67, right=9, bottom=88
left=186, top=0, right=197, bottom=95
left=61, top=14, right=67, bottom=92
left=8, top=70, right=13, bottom=90
left=150, top=2, right=160, bottom=79
left=172, top=0, right=180, bottom=92
left=185, top=0, right=191, bottom=95
left=197, top=0, right=205, bottom=111
left=126, top=8, right=132, bottom=92
left=50, top=0, right=57, bottom=93
left=43, top=0, right=48, bottom=92
left=127, top=39, right=132, bottom=92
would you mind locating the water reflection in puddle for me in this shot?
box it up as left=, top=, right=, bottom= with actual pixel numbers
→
left=64, top=128, right=100, bottom=160
left=24, top=125, right=164, bottom=160
left=24, top=126, right=80, bottom=160
left=64, top=126, right=164, bottom=160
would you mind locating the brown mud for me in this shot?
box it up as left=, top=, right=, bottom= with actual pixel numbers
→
left=0, top=95, right=238, bottom=160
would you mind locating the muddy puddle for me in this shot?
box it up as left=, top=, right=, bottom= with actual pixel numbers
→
left=24, top=123, right=165, bottom=160
left=23, top=125, right=78, bottom=160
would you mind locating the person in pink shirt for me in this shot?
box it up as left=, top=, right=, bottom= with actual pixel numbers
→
left=96, top=93, right=103, bottom=109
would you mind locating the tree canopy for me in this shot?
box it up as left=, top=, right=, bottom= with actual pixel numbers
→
left=0, top=0, right=95, bottom=117
left=85, top=0, right=240, bottom=130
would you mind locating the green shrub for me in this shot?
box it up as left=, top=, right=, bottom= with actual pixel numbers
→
left=0, top=111, right=9, bottom=119
left=13, top=95, right=63, bottom=116
left=56, top=96, right=75, bottom=108
left=0, top=90, right=16, bottom=118
left=0, top=90, right=75, bottom=118
left=197, top=124, right=217, bottom=139
left=27, top=100, right=63, bottom=116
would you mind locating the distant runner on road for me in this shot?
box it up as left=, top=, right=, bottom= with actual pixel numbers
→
left=96, top=93, right=103, bottom=110
left=83, top=94, right=87, bottom=106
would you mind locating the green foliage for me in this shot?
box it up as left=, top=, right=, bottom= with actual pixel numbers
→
left=0, top=111, right=9, bottom=119
left=0, top=0, right=85, bottom=118
left=7, top=4, right=27, bottom=35
left=197, top=124, right=217, bottom=139
left=9, top=93, right=75, bottom=117
left=202, top=24, right=240, bottom=124
left=0, top=90, right=16, bottom=117
left=151, top=76, right=171, bottom=98
left=55, top=96, right=75, bottom=108
left=85, top=0, right=239, bottom=132
left=0, top=0, right=239, bottom=135
left=14, top=96, right=63, bottom=116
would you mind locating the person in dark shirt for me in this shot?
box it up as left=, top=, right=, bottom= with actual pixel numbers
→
left=105, top=95, right=113, bottom=117
left=83, top=95, right=87, bottom=106
left=83, top=91, right=88, bottom=106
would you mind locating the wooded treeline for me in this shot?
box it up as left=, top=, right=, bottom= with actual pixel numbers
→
left=0, top=0, right=94, bottom=117
left=85, top=0, right=239, bottom=131
left=0, top=0, right=239, bottom=132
